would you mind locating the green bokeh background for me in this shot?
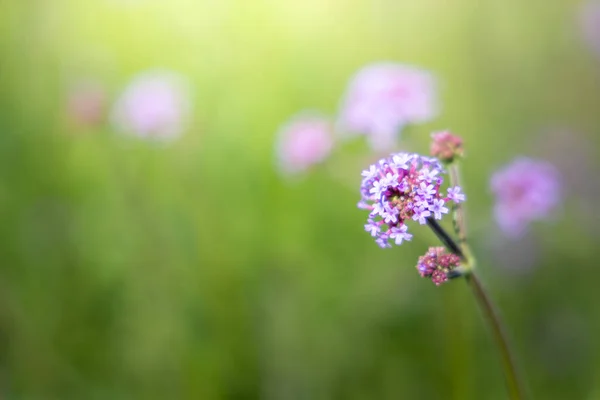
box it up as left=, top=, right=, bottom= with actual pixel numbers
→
left=1, top=1, right=599, bottom=398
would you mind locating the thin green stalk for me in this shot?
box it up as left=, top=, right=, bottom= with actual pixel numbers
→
left=465, top=272, right=525, bottom=400
left=449, top=163, right=467, bottom=245
left=426, top=217, right=465, bottom=261
left=427, top=160, right=526, bottom=399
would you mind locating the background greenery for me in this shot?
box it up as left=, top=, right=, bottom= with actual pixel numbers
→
left=1, top=0, right=599, bottom=398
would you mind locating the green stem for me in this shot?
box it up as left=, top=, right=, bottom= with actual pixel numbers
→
left=448, top=163, right=467, bottom=245
left=426, top=217, right=465, bottom=261
left=428, top=220, right=526, bottom=398
left=427, top=159, right=526, bottom=398
left=465, top=272, right=526, bottom=400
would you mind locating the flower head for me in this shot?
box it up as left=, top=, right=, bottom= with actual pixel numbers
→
left=358, top=152, right=464, bottom=247
left=416, top=247, right=461, bottom=286
left=490, top=157, right=561, bottom=238
left=275, top=112, right=334, bottom=175
left=338, top=63, right=438, bottom=150
left=430, top=131, right=463, bottom=163
left=111, top=70, right=191, bottom=141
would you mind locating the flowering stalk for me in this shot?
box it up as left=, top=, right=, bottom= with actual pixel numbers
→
left=424, top=185, right=524, bottom=399
left=449, top=163, right=467, bottom=245
left=441, top=151, right=525, bottom=399
left=359, top=134, right=526, bottom=398
left=465, top=272, right=525, bottom=399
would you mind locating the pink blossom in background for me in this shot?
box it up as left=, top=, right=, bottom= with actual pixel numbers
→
left=490, top=157, right=562, bottom=238
left=276, top=113, right=334, bottom=175
left=581, top=1, right=600, bottom=57
left=67, top=80, right=106, bottom=127
left=111, top=70, right=191, bottom=141
left=337, top=63, right=438, bottom=150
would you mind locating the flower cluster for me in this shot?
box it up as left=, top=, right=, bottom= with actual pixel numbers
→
left=275, top=112, right=334, bottom=175
left=359, top=152, right=465, bottom=248
left=338, top=63, right=438, bottom=150
left=490, top=157, right=561, bottom=238
left=111, top=70, right=191, bottom=141
left=416, top=247, right=462, bottom=286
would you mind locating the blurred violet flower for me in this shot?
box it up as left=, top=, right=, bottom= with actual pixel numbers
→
left=66, top=80, right=106, bottom=127
left=358, top=152, right=463, bottom=248
left=111, top=70, right=191, bottom=140
left=490, top=157, right=562, bottom=238
left=581, top=1, right=600, bottom=57
left=338, top=63, right=438, bottom=150
left=275, top=112, right=334, bottom=175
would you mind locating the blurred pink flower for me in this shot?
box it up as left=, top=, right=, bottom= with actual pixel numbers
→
left=111, top=70, right=191, bottom=140
left=490, top=157, right=562, bottom=238
left=276, top=112, right=334, bottom=175
left=66, top=80, right=106, bottom=127
left=337, top=63, right=438, bottom=150
left=581, top=1, right=600, bottom=57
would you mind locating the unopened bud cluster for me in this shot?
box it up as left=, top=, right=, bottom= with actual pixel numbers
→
left=416, top=247, right=462, bottom=286
left=430, top=131, right=463, bottom=163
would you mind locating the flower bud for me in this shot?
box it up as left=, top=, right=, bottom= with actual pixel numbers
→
left=430, top=131, right=463, bottom=163
left=416, top=247, right=461, bottom=286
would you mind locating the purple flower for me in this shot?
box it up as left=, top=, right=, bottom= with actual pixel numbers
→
left=358, top=152, right=464, bottom=247
left=364, top=220, right=380, bottom=237
left=389, top=225, right=413, bottom=245
left=581, top=1, right=600, bottom=58
left=490, top=157, right=562, bottom=238
left=383, top=208, right=399, bottom=224
left=392, top=153, right=412, bottom=169
left=338, top=63, right=438, bottom=150
left=417, top=182, right=436, bottom=198
left=111, top=70, right=191, bottom=140
left=376, top=235, right=392, bottom=249
left=275, top=112, right=334, bottom=175
left=416, top=247, right=461, bottom=286
left=419, top=168, right=439, bottom=182
left=447, top=186, right=465, bottom=203
left=361, top=165, right=378, bottom=180
left=412, top=206, right=432, bottom=225
left=369, top=179, right=387, bottom=198
left=430, top=199, right=449, bottom=220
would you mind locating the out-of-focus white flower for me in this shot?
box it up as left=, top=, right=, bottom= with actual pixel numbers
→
left=276, top=112, right=334, bottom=175
left=111, top=70, right=191, bottom=141
left=338, top=63, right=438, bottom=150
